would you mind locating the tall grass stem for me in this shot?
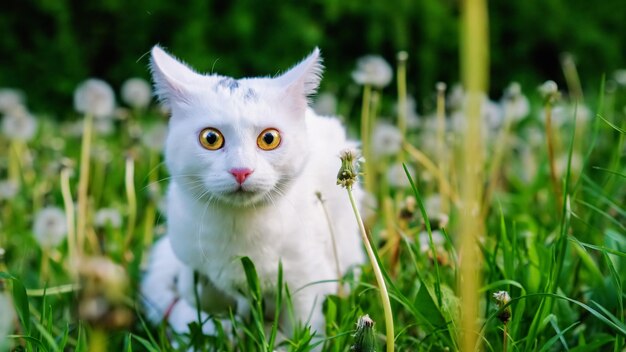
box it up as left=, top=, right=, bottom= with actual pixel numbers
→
left=459, top=0, right=488, bottom=350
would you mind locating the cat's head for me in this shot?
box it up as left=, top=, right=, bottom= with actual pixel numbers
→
left=150, top=45, right=323, bottom=207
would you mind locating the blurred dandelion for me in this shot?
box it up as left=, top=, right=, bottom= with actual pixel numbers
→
left=121, top=78, right=152, bottom=110
left=0, top=88, right=25, bottom=114
left=141, top=123, right=168, bottom=152
left=74, top=79, right=116, bottom=118
left=1, top=108, right=37, bottom=142
left=33, top=206, right=67, bottom=249
left=312, top=91, right=338, bottom=116
left=94, top=208, right=123, bottom=229
left=352, top=55, right=393, bottom=88
left=501, top=82, right=530, bottom=122
left=371, top=122, right=402, bottom=160
left=0, top=179, right=19, bottom=201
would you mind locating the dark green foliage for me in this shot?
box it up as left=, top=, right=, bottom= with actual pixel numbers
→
left=2, top=0, right=626, bottom=114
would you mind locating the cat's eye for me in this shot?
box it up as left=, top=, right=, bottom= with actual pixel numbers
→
left=257, top=128, right=281, bottom=151
left=199, top=128, right=224, bottom=150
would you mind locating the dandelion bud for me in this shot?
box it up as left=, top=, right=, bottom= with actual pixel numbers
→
left=493, top=290, right=512, bottom=324
left=351, top=314, right=376, bottom=352
left=337, top=148, right=361, bottom=189
left=397, top=51, right=409, bottom=62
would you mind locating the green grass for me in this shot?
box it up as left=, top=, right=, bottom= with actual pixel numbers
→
left=1, top=53, right=626, bottom=352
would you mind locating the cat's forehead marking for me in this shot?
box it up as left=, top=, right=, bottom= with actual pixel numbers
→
left=243, top=88, right=258, bottom=102
left=216, top=78, right=240, bottom=92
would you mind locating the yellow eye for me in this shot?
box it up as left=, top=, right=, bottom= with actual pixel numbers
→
left=257, top=128, right=281, bottom=150
left=199, top=128, right=224, bottom=150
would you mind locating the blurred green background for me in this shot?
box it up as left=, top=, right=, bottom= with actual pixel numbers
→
left=1, top=0, right=625, bottom=115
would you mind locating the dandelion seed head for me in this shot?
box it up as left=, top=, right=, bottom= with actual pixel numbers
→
left=33, top=206, right=67, bottom=249
left=613, top=69, right=626, bottom=86
left=94, top=208, right=123, bottom=229
left=141, top=122, right=168, bottom=152
left=502, top=82, right=530, bottom=121
left=352, top=55, right=393, bottom=88
left=372, top=122, right=402, bottom=159
left=539, top=80, right=560, bottom=104
left=1, top=108, right=37, bottom=142
left=121, top=77, right=152, bottom=109
left=312, top=91, right=338, bottom=116
left=74, top=78, right=116, bottom=118
left=0, top=88, right=25, bottom=114
left=0, top=180, right=19, bottom=201
left=387, top=162, right=414, bottom=189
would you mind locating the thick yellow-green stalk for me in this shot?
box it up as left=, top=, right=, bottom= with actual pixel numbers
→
left=360, top=84, right=374, bottom=196
left=436, top=83, right=449, bottom=215
left=123, top=157, right=137, bottom=262
left=460, top=0, right=488, bottom=351
left=60, top=167, right=77, bottom=277
left=396, top=51, right=409, bottom=156
left=76, top=114, right=93, bottom=257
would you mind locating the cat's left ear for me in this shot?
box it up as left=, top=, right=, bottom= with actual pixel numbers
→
left=275, top=48, right=324, bottom=109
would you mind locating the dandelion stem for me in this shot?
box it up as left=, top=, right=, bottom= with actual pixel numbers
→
left=76, top=114, right=94, bottom=257
left=396, top=51, right=408, bottom=162
left=60, top=167, right=77, bottom=277
left=481, top=109, right=514, bottom=220
left=89, top=328, right=107, bottom=352
left=360, top=84, right=374, bottom=196
left=503, top=324, right=508, bottom=352
left=316, top=192, right=344, bottom=297
left=123, top=157, right=137, bottom=262
left=544, top=102, right=563, bottom=211
left=346, top=186, right=394, bottom=352
left=436, top=83, right=449, bottom=215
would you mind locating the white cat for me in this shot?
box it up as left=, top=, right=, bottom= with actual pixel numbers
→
left=141, top=46, right=365, bottom=341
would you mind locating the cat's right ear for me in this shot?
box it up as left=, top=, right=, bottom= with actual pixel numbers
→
left=149, top=45, right=198, bottom=106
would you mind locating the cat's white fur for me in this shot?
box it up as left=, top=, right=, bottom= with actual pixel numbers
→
left=141, top=46, right=364, bottom=337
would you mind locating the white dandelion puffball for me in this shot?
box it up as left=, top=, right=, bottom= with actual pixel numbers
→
left=1, top=108, right=38, bottom=141
left=0, top=88, right=25, bottom=114
left=502, top=82, right=530, bottom=122
left=121, top=77, right=152, bottom=109
left=538, top=80, right=558, bottom=99
left=74, top=78, right=116, bottom=118
left=352, top=55, right=393, bottom=88
left=312, top=92, right=338, bottom=116
left=418, top=230, right=445, bottom=252
left=371, top=121, right=403, bottom=159
left=141, top=122, right=168, bottom=152
left=387, top=162, right=415, bottom=189
left=94, top=208, right=123, bottom=229
left=0, top=179, right=19, bottom=200
left=613, top=69, right=626, bottom=86
left=33, top=207, right=67, bottom=248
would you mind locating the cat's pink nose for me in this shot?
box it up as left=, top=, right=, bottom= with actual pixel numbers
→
left=230, top=168, right=253, bottom=185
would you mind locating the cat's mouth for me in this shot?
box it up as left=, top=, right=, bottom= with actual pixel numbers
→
left=219, top=186, right=267, bottom=207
